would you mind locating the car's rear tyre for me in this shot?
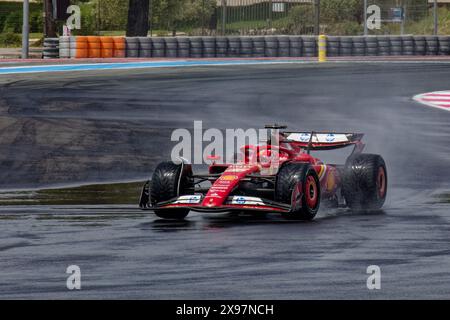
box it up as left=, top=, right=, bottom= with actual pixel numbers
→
left=276, top=162, right=321, bottom=220
left=150, top=161, right=193, bottom=220
left=342, top=154, right=387, bottom=210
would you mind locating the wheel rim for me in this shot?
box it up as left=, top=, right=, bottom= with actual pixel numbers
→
left=305, top=175, right=318, bottom=208
left=377, top=167, right=387, bottom=198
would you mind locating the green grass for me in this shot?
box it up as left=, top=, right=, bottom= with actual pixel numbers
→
left=434, top=193, right=450, bottom=204
left=0, top=181, right=145, bottom=206
left=98, top=30, right=126, bottom=36
left=225, top=20, right=272, bottom=30
left=29, top=32, right=43, bottom=39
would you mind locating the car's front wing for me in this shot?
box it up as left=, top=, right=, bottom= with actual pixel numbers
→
left=145, top=195, right=291, bottom=213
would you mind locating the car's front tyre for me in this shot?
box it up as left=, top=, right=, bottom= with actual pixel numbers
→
left=150, top=161, right=192, bottom=220
left=276, top=162, right=321, bottom=220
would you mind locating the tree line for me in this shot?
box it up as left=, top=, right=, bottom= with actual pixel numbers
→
left=40, top=0, right=430, bottom=37
left=42, top=0, right=217, bottom=37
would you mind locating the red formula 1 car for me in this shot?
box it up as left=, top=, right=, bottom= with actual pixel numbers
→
left=139, top=125, right=387, bottom=220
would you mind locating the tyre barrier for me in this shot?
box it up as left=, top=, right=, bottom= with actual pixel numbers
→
left=68, top=36, right=88, bottom=58
left=59, top=36, right=70, bottom=58
left=326, top=36, right=340, bottom=57
left=203, top=37, right=216, bottom=58
left=414, top=36, right=426, bottom=55
left=365, top=36, right=378, bottom=56
left=402, top=36, right=414, bottom=55
left=377, top=36, right=390, bottom=56
left=240, top=36, right=253, bottom=58
left=126, top=37, right=139, bottom=58
left=100, top=36, right=114, bottom=58
left=352, top=36, right=365, bottom=56
left=438, top=36, right=450, bottom=55
left=137, top=37, right=151, bottom=58
left=277, top=36, right=290, bottom=57
left=227, top=36, right=241, bottom=57
left=48, top=35, right=450, bottom=59
left=165, top=37, right=178, bottom=58
left=390, top=36, right=402, bottom=55
left=264, top=36, right=278, bottom=57
left=113, top=37, right=126, bottom=58
left=177, top=37, right=190, bottom=58
left=190, top=36, right=203, bottom=58
left=426, top=36, right=439, bottom=56
left=302, top=36, right=316, bottom=57
left=289, top=36, right=302, bottom=57
left=215, top=37, right=228, bottom=58
left=252, top=36, right=265, bottom=57
left=43, top=38, right=59, bottom=59
left=151, top=37, right=166, bottom=58
left=87, top=36, right=101, bottom=58
left=339, top=36, right=352, bottom=56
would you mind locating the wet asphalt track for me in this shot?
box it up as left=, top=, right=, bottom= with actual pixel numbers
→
left=0, top=63, right=450, bottom=299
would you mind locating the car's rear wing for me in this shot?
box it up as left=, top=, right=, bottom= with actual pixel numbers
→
left=281, top=132, right=364, bottom=151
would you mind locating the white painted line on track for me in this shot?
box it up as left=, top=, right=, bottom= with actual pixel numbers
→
left=0, top=59, right=312, bottom=75
left=3, top=58, right=450, bottom=76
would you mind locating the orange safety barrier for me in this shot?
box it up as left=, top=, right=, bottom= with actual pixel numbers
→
left=75, top=36, right=88, bottom=58
left=113, top=37, right=126, bottom=58
left=87, top=36, right=101, bottom=58
left=100, top=36, right=114, bottom=58
left=73, top=36, right=126, bottom=59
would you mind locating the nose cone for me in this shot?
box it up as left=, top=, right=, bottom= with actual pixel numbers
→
left=201, top=165, right=259, bottom=207
left=201, top=173, right=241, bottom=207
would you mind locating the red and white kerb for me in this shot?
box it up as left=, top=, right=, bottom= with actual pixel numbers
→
left=413, top=91, right=450, bottom=112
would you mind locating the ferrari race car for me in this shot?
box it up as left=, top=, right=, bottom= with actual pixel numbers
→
left=139, top=125, right=387, bottom=220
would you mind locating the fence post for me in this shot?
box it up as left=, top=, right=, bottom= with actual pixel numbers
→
left=314, top=0, right=320, bottom=36
left=364, top=0, right=368, bottom=36
left=433, top=0, right=438, bottom=35
left=269, top=0, right=273, bottom=29
left=22, top=0, right=30, bottom=59
left=221, top=0, right=227, bottom=36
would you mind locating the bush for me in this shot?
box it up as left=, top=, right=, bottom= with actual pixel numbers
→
left=320, top=0, right=361, bottom=25
left=278, top=5, right=314, bottom=34
left=323, top=21, right=361, bottom=35
left=30, top=11, right=43, bottom=33
left=0, top=32, right=22, bottom=47
left=72, top=2, right=97, bottom=35
left=0, top=1, right=42, bottom=32
left=3, top=11, right=22, bottom=33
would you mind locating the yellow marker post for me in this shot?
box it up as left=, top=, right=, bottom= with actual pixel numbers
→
left=318, top=34, right=327, bottom=62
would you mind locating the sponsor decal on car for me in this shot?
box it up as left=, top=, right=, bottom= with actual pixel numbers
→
left=226, top=164, right=254, bottom=172
left=235, top=197, right=246, bottom=205
left=317, top=165, right=327, bottom=180
left=228, top=196, right=265, bottom=206
left=299, top=133, right=311, bottom=142
left=287, top=133, right=349, bottom=144
left=220, top=175, right=238, bottom=181
left=208, top=192, right=222, bottom=198
left=210, top=185, right=231, bottom=191
left=326, top=133, right=335, bottom=142
left=174, top=195, right=202, bottom=204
